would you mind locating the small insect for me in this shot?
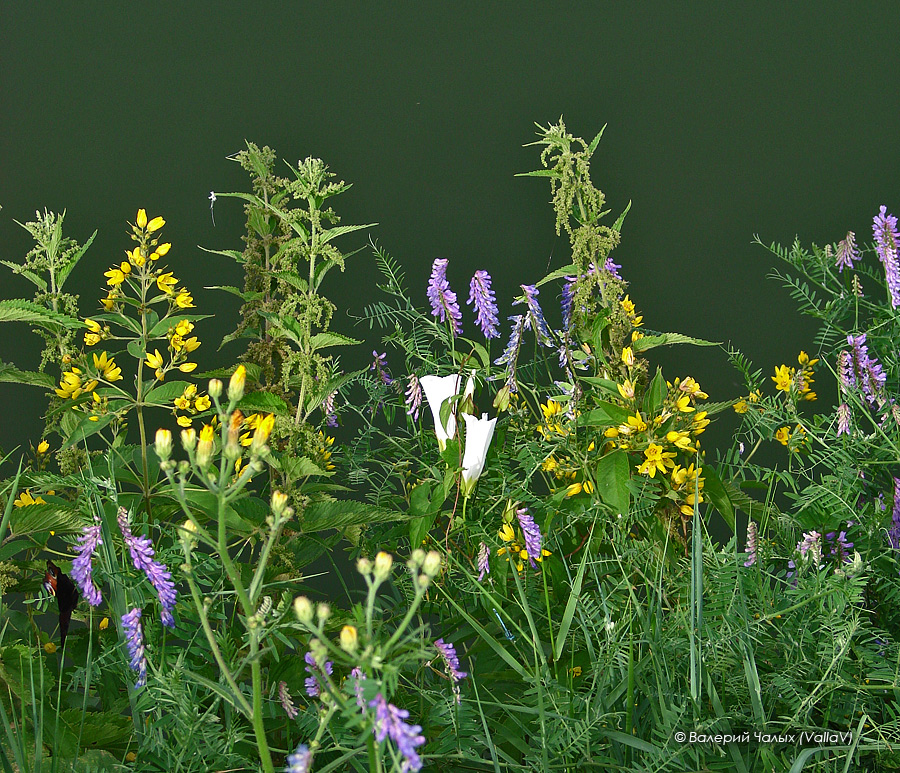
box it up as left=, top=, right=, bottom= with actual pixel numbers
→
left=44, top=561, right=79, bottom=650
left=209, top=191, right=217, bottom=227
left=493, top=609, right=515, bottom=642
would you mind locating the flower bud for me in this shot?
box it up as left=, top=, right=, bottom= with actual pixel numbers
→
left=316, top=602, right=331, bottom=623
left=250, top=413, right=275, bottom=455
left=181, top=427, right=197, bottom=452
left=356, top=557, right=372, bottom=576
left=294, top=595, right=314, bottom=624
left=422, top=551, right=442, bottom=577
left=207, top=378, right=223, bottom=399
left=339, top=625, right=358, bottom=653
left=180, top=518, right=199, bottom=551
left=136, top=209, right=148, bottom=229
left=410, top=548, right=426, bottom=568
left=492, top=384, right=511, bottom=412
left=196, top=424, right=216, bottom=468
left=154, top=428, right=173, bottom=460
left=373, top=551, right=393, bottom=580
left=228, top=365, right=246, bottom=403
left=271, top=491, right=289, bottom=517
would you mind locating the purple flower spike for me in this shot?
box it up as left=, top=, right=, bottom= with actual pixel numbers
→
left=467, top=270, right=500, bottom=339
left=604, top=255, right=623, bottom=280
left=845, top=333, right=886, bottom=406
left=405, top=375, right=422, bottom=422
left=744, top=521, right=757, bottom=567
left=351, top=667, right=367, bottom=711
left=279, top=680, right=298, bottom=719
left=322, top=390, right=338, bottom=427
left=826, top=530, right=854, bottom=563
left=369, top=693, right=426, bottom=772
left=835, top=232, right=860, bottom=273
left=516, top=506, right=544, bottom=568
left=434, top=638, right=467, bottom=702
left=117, top=508, right=177, bottom=628
left=561, top=276, right=577, bottom=330
left=371, top=351, right=393, bottom=386
left=873, top=206, right=900, bottom=307
left=71, top=516, right=103, bottom=607
left=304, top=650, right=333, bottom=698
left=515, top=285, right=553, bottom=346
left=285, top=743, right=312, bottom=773
left=836, top=403, right=851, bottom=436
left=494, top=315, right=526, bottom=392
left=476, top=541, right=490, bottom=581
left=890, top=478, right=900, bottom=551
left=122, top=607, right=147, bottom=688
left=427, top=258, right=462, bottom=336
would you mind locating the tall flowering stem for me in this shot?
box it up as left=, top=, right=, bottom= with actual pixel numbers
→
left=117, top=508, right=177, bottom=628
left=71, top=516, right=103, bottom=606
left=369, top=693, right=426, bottom=772
left=121, top=607, right=148, bottom=688
left=434, top=638, right=467, bottom=703
left=494, top=315, right=526, bottom=392
left=515, top=284, right=553, bottom=346
left=467, top=270, right=500, bottom=339
left=516, top=507, right=544, bottom=568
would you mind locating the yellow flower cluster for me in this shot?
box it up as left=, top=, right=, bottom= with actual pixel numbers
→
left=775, top=423, right=807, bottom=452
left=620, top=294, right=644, bottom=342
left=13, top=490, right=46, bottom=507
left=497, top=516, right=551, bottom=572
left=670, top=462, right=704, bottom=517
left=145, top=320, right=200, bottom=382
left=770, top=352, right=818, bottom=401
left=173, top=383, right=212, bottom=427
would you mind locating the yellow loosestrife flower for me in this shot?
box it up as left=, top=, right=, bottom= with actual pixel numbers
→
left=772, top=364, right=794, bottom=392
left=156, top=242, right=172, bottom=257
left=775, top=426, right=790, bottom=445
left=136, top=209, right=148, bottom=229
left=174, top=289, right=195, bottom=308
left=156, top=272, right=178, bottom=294
left=147, top=216, right=165, bottom=232
left=37, top=440, right=50, bottom=454
left=93, top=351, right=122, bottom=382
left=622, top=347, right=635, bottom=367
left=637, top=443, right=676, bottom=478
left=104, top=267, right=125, bottom=286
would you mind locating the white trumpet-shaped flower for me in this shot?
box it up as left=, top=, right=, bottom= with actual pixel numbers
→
left=420, top=374, right=462, bottom=450
left=461, top=412, right=497, bottom=496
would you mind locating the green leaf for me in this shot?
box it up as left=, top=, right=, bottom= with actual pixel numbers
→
left=514, top=169, right=560, bottom=178
left=127, top=339, right=147, bottom=360
left=587, top=124, right=607, bottom=154
left=308, top=331, right=363, bottom=352
left=554, top=533, right=591, bottom=662
left=534, top=264, right=578, bottom=288
left=148, top=314, right=211, bottom=338
left=595, top=450, right=631, bottom=516
left=198, top=245, right=246, bottom=264
left=206, top=284, right=261, bottom=300
left=577, top=402, right=631, bottom=427
left=612, top=200, right=632, bottom=233
left=0, top=299, right=82, bottom=330
left=282, top=456, right=331, bottom=479
left=9, top=503, right=87, bottom=536
left=60, top=412, right=116, bottom=450
left=457, top=338, right=490, bottom=369
left=237, top=391, right=291, bottom=415
left=0, top=261, right=47, bottom=291
left=0, top=539, right=29, bottom=561
left=578, top=376, right=621, bottom=398
left=642, top=367, right=667, bottom=415
left=301, top=499, right=410, bottom=532
left=94, top=309, right=142, bottom=335
left=0, top=361, right=54, bottom=388
left=269, top=271, right=308, bottom=293
left=320, top=222, right=378, bottom=245
left=145, top=381, right=194, bottom=405
left=57, top=229, right=98, bottom=289
left=633, top=332, right=720, bottom=352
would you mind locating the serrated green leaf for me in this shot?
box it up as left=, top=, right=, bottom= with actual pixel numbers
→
left=308, top=331, right=362, bottom=352
left=269, top=271, right=308, bottom=293
left=587, top=124, right=607, bottom=154
left=301, top=499, right=409, bottom=532
left=9, top=503, right=87, bottom=536
left=0, top=260, right=47, bottom=291
left=0, top=299, right=82, bottom=330
left=148, top=314, right=211, bottom=338
left=577, top=402, right=631, bottom=427
left=60, top=412, right=116, bottom=450
left=283, top=456, right=331, bottom=479
left=633, top=332, right=720, bottom=352
left=320, top=222, right=377, bottom=245
left=206, top=284, right=258, bottom=300
left=198, top=245, right=246, bottom=264
left=145, top=381, right=194, bottom=405
left=237, top=391, right=291, bottom=415
left=514, top=169, right=560, bottom=178
left=595, top=450, right=631, bottom=516
left=612, top=200, right=632, bottom=233
left=0, top=361, right=55, bottom=388
left=578, top=376, right=621, bottom=398
left=534, top=264, right=578, bottom=288
left=58, top=229, right=98, bottom=289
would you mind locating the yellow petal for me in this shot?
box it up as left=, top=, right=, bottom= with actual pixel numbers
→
left=136, top=209, right=148, bottom=228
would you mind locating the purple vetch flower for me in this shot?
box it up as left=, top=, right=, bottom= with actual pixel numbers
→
left=835, top=231, right=860, bottom=272
left=467, top=270, right=500, bottom=339
left=837, top=403, right=851, bottom=436
left=369, top=693, right=426, bottom=772
left=561, top=276, right=577, bottom=330
left=371, top=351, right=393, bottom=386
left=825, top=530, right=854, bottom=563
left=351, top=666, right=367, bottom=711
left=476, top=541, right=490, bottom=581
left=604, top=255, right=623, bottom=280
left=121, top=607, right=147, bottom=688
left=844, top=333, right=886, bottom=406
left=516, top=506, right=544, bottom=568
left=405, top=375, right=422, bottom=422
left=434, top=638, right=467, bottom=702
left=117, top=508, right=177, bottom=628
left=279, top=681, right=298, bottom=719
left=515, top=284, right=553, bottom=346
left=304, top=650, right=333, bottom=698
left=798, top=530, right=823, bottom=566
left=873, top=206, right=900, bottom=307
left=285, top=743, right=312, bottom=773
left=71, top=516, right=103, bottom=607
left=427, top=258, right=462, bottom=336
left=494, top=315, right=525, bottom=392
left=890, top=478, right=900, bottom=550
left=322, top=390, right=338, bottom=428
left=744, top=521, right=757, bottom=567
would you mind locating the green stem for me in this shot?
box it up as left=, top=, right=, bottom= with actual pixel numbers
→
left=250, top=633, right=275, bottom=773
left=136, top=269, right=153, bottom=523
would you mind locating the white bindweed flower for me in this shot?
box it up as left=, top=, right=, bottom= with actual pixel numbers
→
left=420, top=374, right=462, bottom=450
left=461, top=412, right=497, bottom=497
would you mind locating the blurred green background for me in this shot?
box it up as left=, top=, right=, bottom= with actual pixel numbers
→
left=2, top=2, right=900, bottom=460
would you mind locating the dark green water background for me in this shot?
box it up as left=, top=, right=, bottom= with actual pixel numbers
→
left=2, top=2, right=900, bottom=465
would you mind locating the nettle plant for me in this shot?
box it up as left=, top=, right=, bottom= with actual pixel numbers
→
left=2, top=122, right=900, bottom=773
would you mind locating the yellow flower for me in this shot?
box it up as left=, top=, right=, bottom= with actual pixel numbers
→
left=569, top=666, right=582, bottom=677
left=55, top=369, right=97, bottom=399
left=618, top=412, right=647, bottom=436
left=147, top=216, right=165, bottom=232
left=632, top=331, right=643, bottom=343
left=617, top=379, right=635, bottom=399
left=44, top=641, right=57, bottom=654
left=692, top=411, right=710, bottom=435
left=621, top=295, right=635, bottom=315
left=136, top=209, right=148, bottom=229
left=174, top=396, right=191, bottom=410
left=14, top=490, right=46, bottom=507
left=93, top=351, right=122, bottom=382
left=128, top=247, right=145, bottom=267
left=175, top=319, right=194, bottom=337
left=194, top=395, right=211, bottom=412
left=104, top=267, right=125, bottom=286
left=120, top=261, right=131, bottom=275
left=798, top=351, right=818, bottom=367
left=565, top=482, right=583, bottom=497
left=666, top=430, right=694, bottom=451
left=176, top=415, right=192, bottom=427
left=178, top=362, right=198, bottom=373
left=156, top=242, right=172, bottom=257
left=156, top=272, right=178, bottom=294
left=541, top=399, right=564, bottom=422
left=775, top=426, right=790, bottom=446
left=85, top=318, right=101, bottom=334
left=733, top=399, right=749, bottom=414
left=622, top=347, right=635, bottom=367
left=604, top=426, right=619, bottom=438
left=37, top=440, right=50, bottom=454
left=499, top=522, right=516, bottom=542
left=678, top=377, right=708, bottom=399
left=772, top=364, right=794, bottom=392
left=748, top=389, right=761, bottom=403
left=174, top=289, right=195, bottom=309
left=84, top=333, right=101, bottom=346
left=637, top=443, right=676, bottom=478
left=541, top=455, right=558, bottom=473
left=146, top=350, right=164, bottom=370
left=99, top=617, right=109, bottom=630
